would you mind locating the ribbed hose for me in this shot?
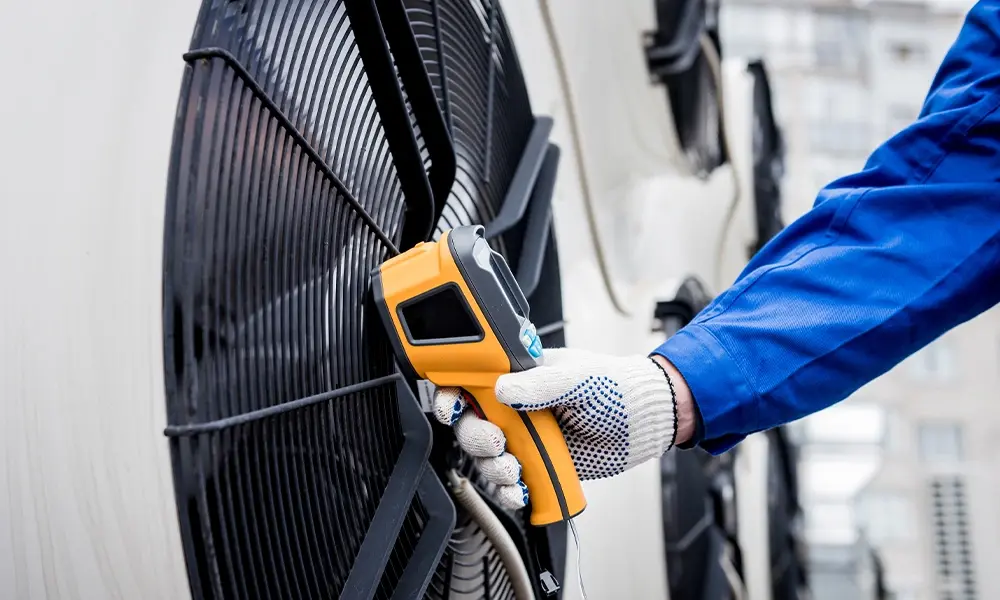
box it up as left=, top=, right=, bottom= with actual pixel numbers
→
left=446, top=470, right=536, bottom=600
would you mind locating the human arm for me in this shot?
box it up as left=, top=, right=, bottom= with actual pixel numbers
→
left=434, top=2, right=1000, bottom=505
left=656, top=0, right=1000, bottom=453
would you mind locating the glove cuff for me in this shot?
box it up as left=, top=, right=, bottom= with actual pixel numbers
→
left=621, top=356, right=678, bottom=470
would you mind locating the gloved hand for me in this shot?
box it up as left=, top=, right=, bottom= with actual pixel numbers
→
left=433, top=348, right=679, bottom=510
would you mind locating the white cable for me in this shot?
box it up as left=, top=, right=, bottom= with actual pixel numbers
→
left=698, top=33, right=743, bottom=292
left=537, top=5, right=740, bottom=299
left=446, top=470, right=536, bottom=600
left=536, top=0, right=632, bottom=317
left=568, top=518, right=590, bottom=600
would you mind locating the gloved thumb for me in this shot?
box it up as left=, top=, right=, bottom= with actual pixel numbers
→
left=494, top=347, right=601, bottom=411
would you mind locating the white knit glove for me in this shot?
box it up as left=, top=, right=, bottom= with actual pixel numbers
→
left=433, top=348, right=678, bottom=509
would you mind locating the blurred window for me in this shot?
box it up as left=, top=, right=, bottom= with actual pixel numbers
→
left=802, top=403, right=885, bottom=445
left=887, top=103, right=920, bottom=136
left=855, top=492, right=917, bottom=543
left=886, top=40, right=928, bottom=64
left=881, top=409, right=908, bottom=454
left=808, top=120, right=872, bottom=157
left=805, top=502, right=854, bottom=541
left=812, top=158, right=866, bottom=192
left=813, top=10, right=867, bottom=73
left=918, top=422, right=964, bottom=464
left=905, top=339, right=955, bottom=383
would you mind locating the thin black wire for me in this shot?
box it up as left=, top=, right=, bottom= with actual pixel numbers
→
left=232, top=69, right=274, bottom=600
left=215, top=53, right=243, bottom=600
left=209, top=62, right=244, bottom=599
left=164, top=374, right=401, bottom=436
left=165, top=1, right=553, bottom=598
left=289, top=8, right=337, bottom=589
left=275, top=5, right=319, bottom=587
left=247, top=69, right=285, bottom=600
left=483, top=1, right=497, bottom=183
left=186, top=47, right=231, bottom=600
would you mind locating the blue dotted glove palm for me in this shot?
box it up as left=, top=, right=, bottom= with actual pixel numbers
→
left=433, top=348, right=678, bottom=510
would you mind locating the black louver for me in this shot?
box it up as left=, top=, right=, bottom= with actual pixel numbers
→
left=162, top=1, right=565, bottom=599
left=766, top=428, right=809, bottom=600
left=747, top=60, right=785, bottom=258
left=744, top=59, right=808, bottom=600
left=405, top=2, right=569, bottom=597
left=644, top=0, right=726, bottom=177
left=653, top=278, right=744, bottom=600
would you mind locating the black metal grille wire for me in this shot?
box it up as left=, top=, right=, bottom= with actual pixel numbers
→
left=163, top=1, right=556, bottom=599
left=404, top=0, right=534, bottom=252
left=402, top=2, right=553, bottom=598
left=163, top=1, right=424, bottom=598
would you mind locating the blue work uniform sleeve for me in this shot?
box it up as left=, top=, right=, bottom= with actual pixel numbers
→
left=653, top=1, right=1000, bottom=454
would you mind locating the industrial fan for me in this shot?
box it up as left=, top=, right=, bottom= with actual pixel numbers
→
left=652, top=277, right=744, bottom=600
left=649, top=60, right=810, bottom=600
left=746, top=60, right=785, bottom=258
left=643, top=0, right=726, bottom=178
left=745, top=60, right=810, bottom=600
left=161, top=0, right=567, bottom=598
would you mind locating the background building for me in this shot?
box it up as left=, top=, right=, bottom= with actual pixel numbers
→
left=722, top=1, right=1000, bottom=599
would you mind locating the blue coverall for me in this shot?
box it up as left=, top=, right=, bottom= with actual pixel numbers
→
left=654, top=1, right=1000, bottom=454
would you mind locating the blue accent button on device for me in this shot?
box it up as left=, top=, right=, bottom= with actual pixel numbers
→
left=519, top=322, right=543, bottom=359
left=528, top=336, right=543, bottom=358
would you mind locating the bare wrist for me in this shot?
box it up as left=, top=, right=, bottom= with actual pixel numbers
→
left=650, top=354, right=696, bottom=446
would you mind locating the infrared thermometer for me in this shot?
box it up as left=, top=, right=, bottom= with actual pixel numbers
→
left=371, top=225, right=586, bottom=525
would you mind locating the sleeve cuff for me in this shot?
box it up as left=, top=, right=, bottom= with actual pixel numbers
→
left=651, top=324, right=758, bottom=455
left=674, top=398, right=704, bottom=450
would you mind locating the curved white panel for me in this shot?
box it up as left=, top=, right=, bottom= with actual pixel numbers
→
left=0, top=2, right=200, bottom=597
left=0, top=2, right=764, bottom=599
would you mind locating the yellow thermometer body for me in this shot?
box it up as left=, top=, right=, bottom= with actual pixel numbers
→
left=372, top=225, right=586, bottom=525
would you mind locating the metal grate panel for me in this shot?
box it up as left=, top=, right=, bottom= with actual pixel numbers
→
left=163, top=1, right=450, bottom=598
left=163, top=1, right=564, bottom=598
left=404, top=0, right=536, bottom=246
left=930, top=476, right=977, bottom=600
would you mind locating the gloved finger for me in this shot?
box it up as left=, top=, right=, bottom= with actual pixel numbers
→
left=537, top=347, right=594, bottom=366
left=495, top=369, right=563, bottom=412
left=476, top=453, right=523, bottom=486
left=496, top=349, right=607, bottom=412
left=433, top=386, right=468, bottom=426
left=493, top=481, right=529, bottom=510
left=454, top=411, right=506, bottom=458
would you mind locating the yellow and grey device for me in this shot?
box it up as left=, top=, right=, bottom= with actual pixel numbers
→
left=372, top=225, right=586, bottom=526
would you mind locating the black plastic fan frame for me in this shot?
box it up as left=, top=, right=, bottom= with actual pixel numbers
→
left=653, top=59, right=807, bottom=600
left=746, top=60, right=785, bottom=259
left=653, top=277, right=744, bottom=600
left=404, top=1, right=570, bottom=597
left=643, top=0, right=727, bottom=177
left=162, top=1, right=568, bottom=599
left=766, top=428, right=809, bottom=600
left=744, top=59, right=808, bottom=600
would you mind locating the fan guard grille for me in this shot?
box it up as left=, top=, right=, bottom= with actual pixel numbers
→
left=162, top=1, right=563, bottom=598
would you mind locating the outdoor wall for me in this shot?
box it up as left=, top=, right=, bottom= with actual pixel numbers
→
left=0, top=2, right=745, bottom=599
